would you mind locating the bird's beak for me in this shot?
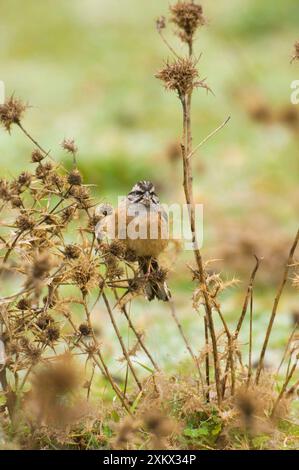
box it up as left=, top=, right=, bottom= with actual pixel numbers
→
left=143, top=192, right=151, bottom=206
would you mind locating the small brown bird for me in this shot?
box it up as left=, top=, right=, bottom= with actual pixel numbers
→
left=95, top=181, right=170, bottom=301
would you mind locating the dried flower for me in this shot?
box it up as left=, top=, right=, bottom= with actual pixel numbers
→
left=31, top=148, right=44, bottom=163
left=170, top=1, right=205, bottom=45
left=18, top=172, right=32, bottom=187
left=36, top=314, right=53, bottom=330
left=149, top=267, right=168, bottom=284
left=15, top=213, right=35, bottom=231
left=156, top=16, right=166, bottom=32
left=156, top=57, right=207, bottom=97
left=35, top=162, right=53, bottom=180
left=0, top=179, right=11, bottom=201
left=105, top=240, right=126, bottom=258
left=291, top=41, right=299, bottom=63
left=79, top=323, right=91, bottom=336
left=62, top=138, right=77, bottom=155
left=71, top=256, right=99, bottom=292
left=16, top=298, right=31, bottom=311
left=11, top=196, right=23, bottom=208
left=0, top=95, right=27, bottom=132
left=67, top=169, right=82, bottom=186
left=64, top=244, right=81, bottom=259
left=45, top=325, right=60, bottom=342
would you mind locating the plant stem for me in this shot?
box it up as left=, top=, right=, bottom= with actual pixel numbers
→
left=102, top=291, right=142, bottom=391
left=256, top=229, right=299, bottom=383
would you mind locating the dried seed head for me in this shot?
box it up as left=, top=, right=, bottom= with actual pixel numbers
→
left=0, top=95, right=27, bottom=132
left=16, top=213, right=35, bottom=231
left=71, top=256, right=99, bottom=292
left=67, top=169, right=82, bottom=186
left=11, top=196, right=22, bottom=208
left=31, top=148, right=44, bottom=163
left=35, top=162, right=53, bottom=180
left=292, top=41, right=299, bottom=62
left=0, top=179, right=11, bottom=201
left=156, top=57, right=206, bottom=97
left=170, top=1, right=205, bottom=45
left=156, top=16, right=166, bottom=32
left=45, top=325, right=60, bottom=342
left=124, top=248, right=138, bottom=262
left=16, top=298, right=31, bottom=311
left=64, top=244, right=81, bottom=259
left=128, top=276, right=144, bottom=293
left=62, top=138, right=77, bottom=154
left=79, top=323, right=92, bottom=336
left=30, top=252, right=54, bottom=280
left=106, top=240, right=126, bottom=258
left=149, top=267, right=168, bottom=283
left=26, top=344, right=42, bottom=364
left=36, top=314, right=53, bottom=330
left=18, top=171, right=32, bottom=187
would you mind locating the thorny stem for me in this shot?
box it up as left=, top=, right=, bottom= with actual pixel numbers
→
left=113, top=289, right=160, bottom=372
left=213, top=301, right=235, bottom=396
left=222, top=256, right=260, bottom=397
left=102, top=291, right=142, bottom=391
left=247, top=289, right=254, bottom=386
left=204, top=316, right=210, bottom=403
left=180, top=91, right=222, bottom=405
left=169, top=300, right=204, bottom=391
left=276, top=321, right=298, bottom=374
left=17, top=122, right=49, bottom=157
left=158, top=29, right=181, bottom=59
left=271, top=359, right=298, bottom=417
left=256, top=229, right=299, bottom=384
left=66, top=304, right=130, bottom=412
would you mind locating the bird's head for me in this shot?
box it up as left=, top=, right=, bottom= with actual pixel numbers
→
left=127, top=180, right=159, bottom=207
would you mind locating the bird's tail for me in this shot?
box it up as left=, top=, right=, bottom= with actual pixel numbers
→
left=139, top=258, right=171, bottom=302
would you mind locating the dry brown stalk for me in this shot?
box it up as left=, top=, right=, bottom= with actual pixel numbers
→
left=204, top=316, right=210, bottom=402
left=222, top=256, right=261, bottom=397
left=256, top=229, right=299, bottom=383
left=271, top=359, right=298, bottom=417
left=169, top=300, right=204, bottom=390
left=102, top=291, right=142, bottom=391
left=112, top=289, right=160, bottom=372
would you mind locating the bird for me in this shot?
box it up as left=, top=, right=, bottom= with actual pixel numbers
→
left=95, top=180, right=170, bottom=301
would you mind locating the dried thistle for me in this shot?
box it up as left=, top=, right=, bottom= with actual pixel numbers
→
left=0, top=95, right=27, bottom=132
left=31, top=148, right=44, bottom=163
left=291, top=41, right=299, bottom=63
left=45, top=325, right=60, bottom=342
left=79, top=323, right=92, bottom=336
left=155, top=57, right=208, bottom=98
left=64, top=244, right=81, bottom=259
left=36, top=314, right=54, bottom=330
left=16, top=298, right=31, bottom=311
left=15, top=213, right=35, bottom=231
left=170, top=1, right=205, bottom=46
left=67, top=169, right=82, bottom=186
left=156, top=16, right=166, bottom=32
left=62, top=138, right=77, bottom=155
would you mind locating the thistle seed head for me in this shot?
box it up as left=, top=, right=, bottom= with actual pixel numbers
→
left=0, top=95, right=27, bottom=132
left=170, top=1, right=205, bottom=44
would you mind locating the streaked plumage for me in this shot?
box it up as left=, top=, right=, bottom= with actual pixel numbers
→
left=95, top=180, right=170, bottom=301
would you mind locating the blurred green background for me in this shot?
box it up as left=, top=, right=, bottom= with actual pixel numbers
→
left=0, top=0, right=299, bottom=373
